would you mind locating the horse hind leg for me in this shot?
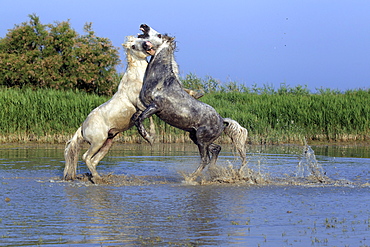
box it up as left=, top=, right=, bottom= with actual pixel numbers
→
left=90, top=137, right=114, bottom=170
left=206, top=143, right=221, bottom=180
left=238, top=149, right=247, bottom=173
left=189, top=143, right=210, bottom=181
left=208, top=143, right=221, bottom=168
left=82, top=141, right=106, bottom=180
left=188, top=129, right=219, bottom=181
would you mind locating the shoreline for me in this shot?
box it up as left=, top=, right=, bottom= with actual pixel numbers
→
left=0, top=138, right=369, bottom=150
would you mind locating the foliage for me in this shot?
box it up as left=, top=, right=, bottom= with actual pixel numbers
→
left=0, top=14, right=120, bottom=95
left=0, top=85, right=369, bottom=144
left=181, top=74, right=312, bottom=95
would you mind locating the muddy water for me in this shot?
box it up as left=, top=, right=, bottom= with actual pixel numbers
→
left=1, top=143, right=370, bottom=246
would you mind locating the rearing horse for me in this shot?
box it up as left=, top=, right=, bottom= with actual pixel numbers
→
left=135, top=33, right=249, bottom=181
left=63, top=36, right=150, bottom=181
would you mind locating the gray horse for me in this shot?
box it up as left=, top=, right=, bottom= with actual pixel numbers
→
left=135, top=27, right=249, bottom=181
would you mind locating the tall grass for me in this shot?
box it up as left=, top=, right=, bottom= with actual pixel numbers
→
left=0, top=87, right=108, bottom=142
left=182, top=74, right=370, bottom=143
left=200, top=90, right=370, bottom=144
left=0, top=82, right=369, bottom=144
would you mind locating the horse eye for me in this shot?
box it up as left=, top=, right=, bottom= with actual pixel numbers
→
left=158, top=34, right=162, bottom=38
left=131, top=45, right=136, bottom=49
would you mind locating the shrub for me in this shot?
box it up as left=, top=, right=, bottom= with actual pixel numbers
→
left=0, top=14, right=120, bottom=95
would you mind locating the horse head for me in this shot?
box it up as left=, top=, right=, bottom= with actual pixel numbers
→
left=138, top=24, right=175, bottom=56
left=138, top=24, right=162, bottom=40
left=122, top=36, right=150, bottom=60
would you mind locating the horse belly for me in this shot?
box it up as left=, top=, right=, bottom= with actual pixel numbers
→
left=107, top=107, right=136, bottom=131
left=156, top=104, right=221, bottom=133
left=156, top=112, right=192, bottom=131
left=94, top=98, right=136, bottom=131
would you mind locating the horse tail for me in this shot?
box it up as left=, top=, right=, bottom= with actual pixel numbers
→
left=223, top=118, right=248, bottom=167
left=64, top=126, right=84, bottom=180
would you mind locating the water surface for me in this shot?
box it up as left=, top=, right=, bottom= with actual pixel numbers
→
left=1, top=143, right=369, bottom=246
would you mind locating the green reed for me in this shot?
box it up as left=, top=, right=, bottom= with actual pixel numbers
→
left=0, top=87, right=108, bottom=140
left=0, top=86, right=369, bottom=144
left=199, top=90, right=370, bottom=143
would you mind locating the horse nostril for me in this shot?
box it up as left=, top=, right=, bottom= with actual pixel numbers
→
left=131, top=45, right=136, bottom=49
left=142, top=41, right=152, bottom=51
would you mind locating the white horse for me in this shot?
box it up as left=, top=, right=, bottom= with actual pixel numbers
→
left=64, top=28, right=202, bottom=181
left=63, top=36, right=150, bottom=181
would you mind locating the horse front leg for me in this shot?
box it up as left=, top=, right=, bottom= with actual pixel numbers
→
left=134, top=103, right=159, bottom=145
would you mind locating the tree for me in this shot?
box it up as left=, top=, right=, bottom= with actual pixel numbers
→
left=0, top=14, right=120, bottom=95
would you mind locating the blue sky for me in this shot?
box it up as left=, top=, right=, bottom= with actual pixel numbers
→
left=1, top=0, right=369, bottom=91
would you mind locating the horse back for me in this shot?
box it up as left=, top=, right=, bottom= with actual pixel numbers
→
left=154, top=87, right=223, bottom=133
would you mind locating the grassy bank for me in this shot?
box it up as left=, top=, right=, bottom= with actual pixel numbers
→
left=0, top=87, right=369, bottom=144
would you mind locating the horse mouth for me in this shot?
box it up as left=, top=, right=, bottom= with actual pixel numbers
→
left=142, top=41, right=155, bottom=55
left=138, top=24, right=150, bottom=38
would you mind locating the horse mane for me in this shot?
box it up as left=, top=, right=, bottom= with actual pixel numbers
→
left=162, top=34, right=176, bottom=51
left=122, top=36, right=144, bottom=67
left=143, top=33, right=180, bottom=87
left=156, top=34, right=180, bottom=81
left=164, top=35, right=180, bottom=78
left=125, top=48, right=137, bottom=67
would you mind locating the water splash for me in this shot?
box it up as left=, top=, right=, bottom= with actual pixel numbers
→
left=296, top=145, right=327, bottom=183
left=187, top=144, right=334, bottom=186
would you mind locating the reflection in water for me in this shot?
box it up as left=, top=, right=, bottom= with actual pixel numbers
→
left=1, top=144, right=370, bottom=246
left=61, top=183, right=263, bottom=245
left=312, top=144, right=370, bottom=158
left=63, top=184, right=229, bottom=245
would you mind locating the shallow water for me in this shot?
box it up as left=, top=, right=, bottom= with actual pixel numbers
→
left=1, top=143, right=370, bottom=246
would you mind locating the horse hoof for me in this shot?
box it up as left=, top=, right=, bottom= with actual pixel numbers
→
left=63, top=175, right=76, bottom=181
left=146, top=136, right=154, bottom=145
left=182, top=179, right=198, bottom=185
left=182, top=173, right=200, bottom=185
left=91, top=176, right=103, bottom=184
left=182, top=180, right=198, bottom=185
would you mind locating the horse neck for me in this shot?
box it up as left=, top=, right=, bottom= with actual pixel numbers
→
left=117, top=56, right=148, bottom=92
left=148, top=43, right=174, bottom=71
left=171, top=55, right=180, bottom=79
left=152, top=44, right=181, bottom=84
